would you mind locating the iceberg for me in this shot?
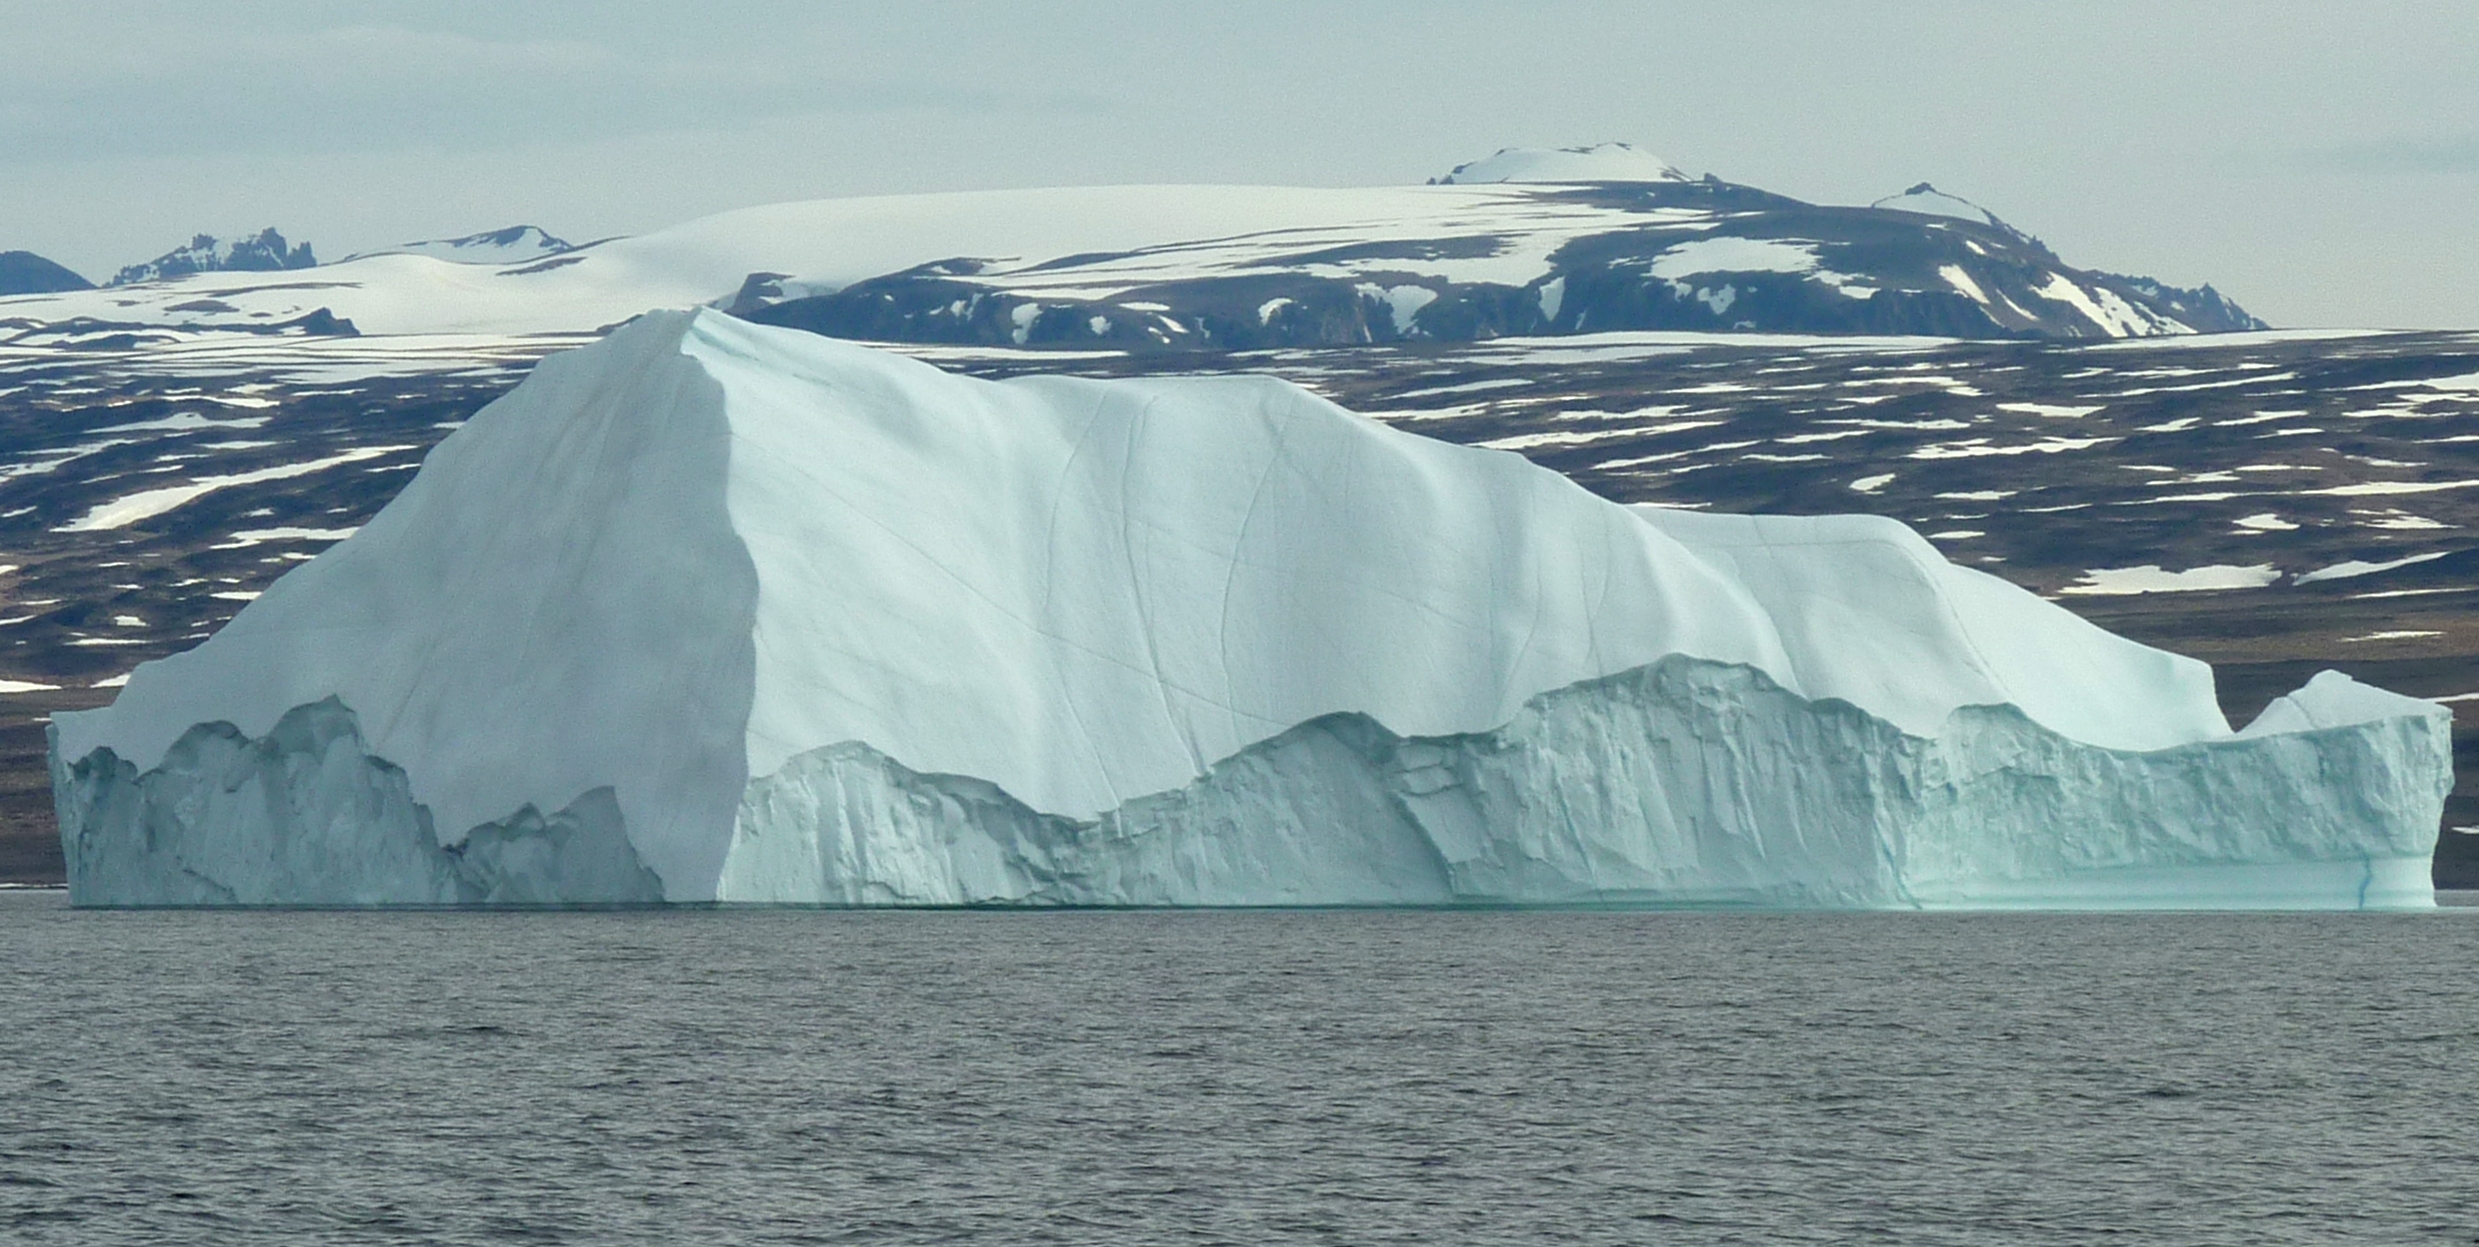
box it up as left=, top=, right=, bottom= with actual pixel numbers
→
left=50, top=310, right=2451, bottom=908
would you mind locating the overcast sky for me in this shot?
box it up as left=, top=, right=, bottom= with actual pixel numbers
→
left=5, top=1, right=2475, bottom=328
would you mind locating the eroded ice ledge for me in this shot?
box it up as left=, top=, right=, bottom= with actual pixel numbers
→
left=52, top=699, right=663, bottom=907
left=56, top=657, right=2449, bottom=909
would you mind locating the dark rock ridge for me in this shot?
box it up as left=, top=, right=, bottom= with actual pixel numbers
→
left=0, top=251, right=93, bottom=295
left=1, top=308, right=358, bottom=351
left=743, top=178, right=2267, bottom=350
left=2096, top=272, right=2262, bottom=333
left=111, top=228, right=317, bottom=286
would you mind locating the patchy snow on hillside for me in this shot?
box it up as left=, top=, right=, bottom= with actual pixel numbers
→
left=0, top=157, right=2258, bottom=348
left=1940, top=264, right=1992, bottom=305
left=2034, top=273, right=2190, bottom=338
left=2060, top=564, right=2281, bottom=594
left=6, top=185, right=1666, bottom=337
left=1645, top=238, right=1820, bottom=279
left=54, top=446, right=414, bottom=532
left=2296, top=551, right=2454, bottom=583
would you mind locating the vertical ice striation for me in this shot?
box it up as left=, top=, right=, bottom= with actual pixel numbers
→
left=712, top=660, right=2444, bottom=909
left=50, top=311, right=2453, bottom=907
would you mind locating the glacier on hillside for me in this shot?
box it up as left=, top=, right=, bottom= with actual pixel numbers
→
left=50, top=310, right=2452, bottom=908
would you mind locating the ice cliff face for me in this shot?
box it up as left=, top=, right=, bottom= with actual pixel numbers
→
left=718, top=660, right=2443, bottom=908
left=54, top=699, right=661, bottom=906
left=50, top=310, right=2452, bottom=907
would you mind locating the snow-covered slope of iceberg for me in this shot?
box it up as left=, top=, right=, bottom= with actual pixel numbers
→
left=50, top=311, right=2451, bottom=908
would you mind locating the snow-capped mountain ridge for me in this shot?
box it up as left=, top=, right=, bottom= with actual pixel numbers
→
left=748, top=175, right=2264, bottom=347
left=110, top=229, right=316, bottom=286
left=7, top=150, right=2265, bottom=345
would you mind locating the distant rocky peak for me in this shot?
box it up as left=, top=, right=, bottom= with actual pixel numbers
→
left=343, top=226, right=576, bottom=265
left=110, top=228, right=316, bottom=286
left=465, top=225, right=567, bottom=250
left=0, top=250, right=94, bottom=295
left=1432, top=143, right=1689, bottom=185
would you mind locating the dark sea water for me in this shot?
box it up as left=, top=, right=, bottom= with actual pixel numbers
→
left=3, top=891, right=2476, bottom=1246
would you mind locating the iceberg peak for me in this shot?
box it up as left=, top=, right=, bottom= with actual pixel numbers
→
left=49, top=310, right=2452, bottom=908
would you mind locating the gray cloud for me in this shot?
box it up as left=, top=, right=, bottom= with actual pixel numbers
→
left=2307, top=133, right=2479, bottom=175
left=0, top=22, right=1109, bottom=163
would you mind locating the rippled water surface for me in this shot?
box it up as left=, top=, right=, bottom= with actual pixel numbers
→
left=4, top=891, right=2476, bottom=1245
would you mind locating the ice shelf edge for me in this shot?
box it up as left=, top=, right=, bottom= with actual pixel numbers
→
left=52, top=656, right=2446, bottom=909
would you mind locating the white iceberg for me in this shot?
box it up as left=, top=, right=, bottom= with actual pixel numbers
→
left=50, top=311, right=2451, bottom=908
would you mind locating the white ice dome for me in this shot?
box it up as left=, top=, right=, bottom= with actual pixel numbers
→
left=1870, top=182, right=2008, bottom=229
left=1433, top=143, right=1690, bottom=185
left=343, top=226, right=575, bottom=265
